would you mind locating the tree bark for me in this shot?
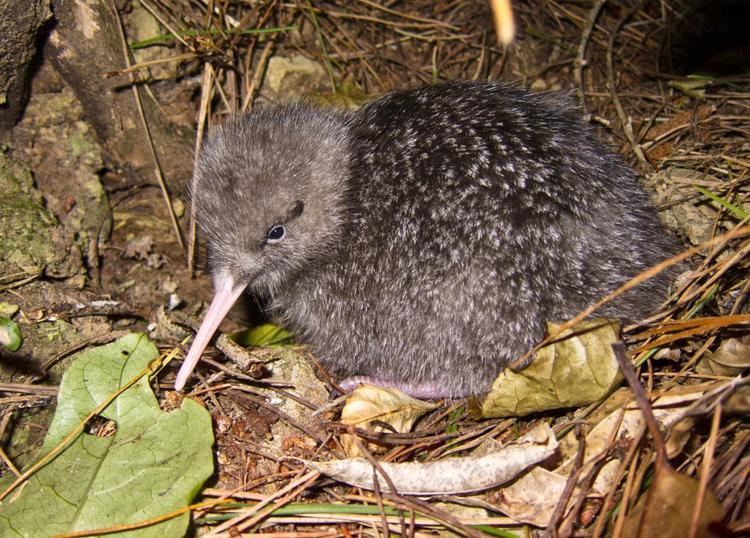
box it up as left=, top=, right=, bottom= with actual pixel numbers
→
left=46, top=0, right=194, bottom=193
left=0, top=0, right=51, bottom=131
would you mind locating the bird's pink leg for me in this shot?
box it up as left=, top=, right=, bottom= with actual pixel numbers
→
left=338, top=375, right=464, bottom=400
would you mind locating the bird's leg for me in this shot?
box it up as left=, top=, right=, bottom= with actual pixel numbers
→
left=338, top=375, right=459, bottom=400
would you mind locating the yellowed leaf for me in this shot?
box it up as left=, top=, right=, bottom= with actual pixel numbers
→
left=481, top=320, right=622, bottom=417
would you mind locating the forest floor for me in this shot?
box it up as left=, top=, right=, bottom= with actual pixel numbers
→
left=1, top=1, right=749, bottom=536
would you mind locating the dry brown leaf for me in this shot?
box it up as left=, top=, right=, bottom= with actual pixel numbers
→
left=696, top=337, right=750, bottom=376
left=556, top=388, right=633, bottom=460
left=724, top=384, right=750, bottom=414
left=669, top=378, right=750, bottom=443
left=488, top=389, right=709, bottom=526
left=560, top=390, right=704, bottom=474
left=568, top=391, right=706, bottom=469
left=306, top=423, right=557, bottom=495
left=622, top=463, right=724, bottom=538
left=666, top=415, right=697, bottom=459
left=491, top=467, right=569, bottom=526
left=340, top=384, right=438, bottom=456
left=481, top=320, right=622, bottom=417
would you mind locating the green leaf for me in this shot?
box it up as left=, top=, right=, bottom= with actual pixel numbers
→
left=231, top=323, right=294, bottom=347
left=694, top=185, right=749, bottom=219
left=667, top=78, right=707, bottom=99
left=444, top=406, right=464, bottom=434
left=0, top=333, right=214, bottom=537
left=0, top=317, right=22, bottom=351
left=0, top=302, right=19, bottom=317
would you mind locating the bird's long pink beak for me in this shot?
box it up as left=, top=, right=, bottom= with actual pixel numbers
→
left=174, top=275, right=246, bottom=391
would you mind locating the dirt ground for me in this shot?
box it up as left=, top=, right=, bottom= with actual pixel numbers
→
left=1, top=0, right=749, bottom=536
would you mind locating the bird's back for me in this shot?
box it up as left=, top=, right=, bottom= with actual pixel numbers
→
left=275, top=81, right=678, bottom=396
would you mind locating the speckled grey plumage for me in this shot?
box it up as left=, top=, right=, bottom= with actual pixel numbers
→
left=191, top=81, right=679, bottom=398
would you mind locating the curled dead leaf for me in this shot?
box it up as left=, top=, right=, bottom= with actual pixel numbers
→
left=491, top=389, right=709, bottom=526
left=491, top=467, right=569, bottom=526
left=306, top=423, right=558, bottom=495
left=696, top=337, right=750, bottom=377
left=340, top=384, right=438, bottom=456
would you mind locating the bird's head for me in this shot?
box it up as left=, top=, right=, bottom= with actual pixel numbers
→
left=175, top=104, right=350, bottom=390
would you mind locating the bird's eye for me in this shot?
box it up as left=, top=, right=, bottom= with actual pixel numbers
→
left=266, top=224, right=285, bottom=243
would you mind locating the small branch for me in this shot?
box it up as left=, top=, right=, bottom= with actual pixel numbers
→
left=241, top=41, right=274, bottom=113
left=168, top=310, right=269, bottom=374
left=611, top=343, right=666, bottom=462
left=188, top=62, right=215, bottom=274
left=546, top=423, right=586, bottom=536
left=605, top=1, right=651, bottom=170
left=689, top=404, right=721, bottom=538
left=575, top=0, right=606, bottom=118
left=110, top=1, right=186, bottom=252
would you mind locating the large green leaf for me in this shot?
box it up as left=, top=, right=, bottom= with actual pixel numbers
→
left=0, top=333, right=214, bottom=537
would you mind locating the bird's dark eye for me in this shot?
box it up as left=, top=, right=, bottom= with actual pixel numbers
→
left=267, top=224, right=285, bottom=243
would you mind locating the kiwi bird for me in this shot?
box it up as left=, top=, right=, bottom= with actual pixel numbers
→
left=174, top=81, right=678, bottom=398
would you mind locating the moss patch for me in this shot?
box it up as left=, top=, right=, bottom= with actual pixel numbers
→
left=0, top=152, right=56, bottom=273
